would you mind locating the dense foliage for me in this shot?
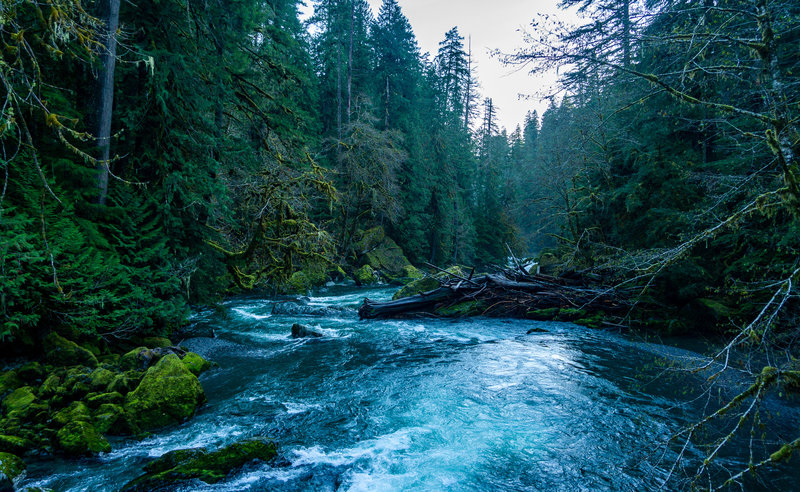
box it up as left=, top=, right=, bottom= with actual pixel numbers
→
left=0, top=0, right=523, bottom=347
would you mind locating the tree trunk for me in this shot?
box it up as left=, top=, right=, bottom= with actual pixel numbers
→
left=91, top=0, right=121, bottom=205
left=347, top=0, right=354, bottom=124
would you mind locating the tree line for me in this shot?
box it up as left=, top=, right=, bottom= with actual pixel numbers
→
left=0, top=0, right=538, bottom=345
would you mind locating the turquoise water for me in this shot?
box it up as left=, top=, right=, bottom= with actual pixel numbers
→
left=19, top=285, right=798, bottom=490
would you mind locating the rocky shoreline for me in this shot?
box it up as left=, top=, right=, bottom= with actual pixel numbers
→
left=0, top=331, right=281, bottom=491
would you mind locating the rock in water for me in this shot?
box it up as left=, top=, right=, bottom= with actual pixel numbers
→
left=56, top=421, right=111, bottom=456
left=122, top=438, right=278, bottom=491
left=124, top=354, right=206, bottom=431
left=0, top=452, right=25, bottom=492
left=291, top=324, right=323, bottom=339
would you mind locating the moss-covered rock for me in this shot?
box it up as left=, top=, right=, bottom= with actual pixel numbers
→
left=435, top=300, right=485, bottom=317
left=393, top=266, right=467, bottom=300
left=142, top=337, right=172, bottom=349
left=53, top=401, right=92, bottom=426
left=120, top=347, right=156, bottom=372
left=89, top=368, right=116, bottom=392
left=56, top=421, right=111, bottom=456
left=180, top=353, right=211, bottom=377
left=42, top=333, right=98, bottom=368
left=16, top=363, right=44, bottom=384
left=124, top=354, right=206, bottom=431
left=122, top=438, right=277, bottom=491
left=0, top=372, right=21, bottom=399
left=38, top=374, right=61, bottom=399
left=0, top=452, right=25, bottom=490
left=353, top=264, right=380, bottom=286
left=93, top=404, right=134, bottom=435
left=0, top=435, right=29, bottom=455
left=86, top=392, right=124, bottom=408
left=525, top=307, right=561, bottom=320
left=108, top=372, right=139, bottom=394
left=1, top=387, right=35, bottom=415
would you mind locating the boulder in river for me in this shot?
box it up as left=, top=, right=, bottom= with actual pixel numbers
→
left=124, top=354, right=206, bottom=431
left=56, top=421, right=111, bottom=456
left=291, top=324, right=323, bottom=339
left=0, top=452, right=25, bottom=492
left=122, top=437, right=277, bottom=491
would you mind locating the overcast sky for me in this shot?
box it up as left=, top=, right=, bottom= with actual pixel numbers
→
left=301, top=0, right=575, bottom=132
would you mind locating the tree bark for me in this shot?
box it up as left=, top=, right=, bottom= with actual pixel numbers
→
left=91, top=0, right=121, bottom=205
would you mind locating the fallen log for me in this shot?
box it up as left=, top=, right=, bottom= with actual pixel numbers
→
left=358, top=269, right=628, bottom=321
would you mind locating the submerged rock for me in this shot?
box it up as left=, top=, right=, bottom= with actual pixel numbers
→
left=291, top=324, right=323, bottom=339
left=124, top=354, right=206, bottom=431
left=42, top=333, right=98, bottom=368
left=122, top=437, right=278, bottom=491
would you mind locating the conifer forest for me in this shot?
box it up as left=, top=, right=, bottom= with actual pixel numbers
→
left=1, top=0, right=799, bottom=490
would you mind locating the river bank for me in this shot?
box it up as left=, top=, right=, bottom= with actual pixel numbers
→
left=11, top=284, right=799, bottom=491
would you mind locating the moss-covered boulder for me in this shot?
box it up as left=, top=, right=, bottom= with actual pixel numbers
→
left=89, top=368, right=116, bottom=392
left=0, top=452, right=25, bottom=491
left=0, top=372, right=21, bottom=400
left=1, top=387, right=36, bottom=416
left=56, top=421, right=110, bottom=456
left=393, top=266, right=467, bottom=300
left=53, top=401, right=92, bottom=426
left=86, top=392, right=124, bottom=408
left=0, top=435, right=29, bottom=455
left=122, top=438, right=277, bottom=491
left=354, top=227, right=415, bottom=282
left=16, top=363, right=44, bottom=384
left=124, top=354, right=206, bottom=431
left=141, top=337, right=172, bottom=349
left=38, top=374, right=61, bottom=399
left=42, top=333, right=98, bottom=368
left=120, top=347, right=156, bottom=372
left=353, top=265, right=380, bottom=286
left=180, top=353, right=211, bottom=377
left=93, top=404, right=134, bottom=435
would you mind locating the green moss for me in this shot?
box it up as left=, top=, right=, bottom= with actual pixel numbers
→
left=1, top=387, right=36, bottom=415
left=86, top=392, right=124, bottom=408
left=42, top=333, right=98, bottom=368
left=124, top=354, right=206, bottom=431
left=56, top=421, right=111, bottom=456
left=108, top=373, right=137, bottom=394
left=89, top=368, right=115, bottom=392
left=16, top=362, right=44, bottom=383
left=575, top=313, right=605, bottom=329
left=0, top=371, right=22, bottom=398
left=181, top=353, right=211, bottom=377
left=38, top=375, right=61, bottom=399
left=436, top=300, right=485, bottom=317
left=120, top=347, right=155, bottom=371
left=0, top=452, right=25, bottom=481
left=0, top=435, right=29, bottom=455
left=142, top=337, right=172, bottom=348
left=354, top=265, right=380, bottom=286
left=122, top=438, right=278, bottom=491
left=556, top=308, right=587, bottom=321
left=525, top=308, right=560, bottom=320
left=53, top=401, right=91, bottom=426
left=93, top=404, right=134, bottom=435
left=393, top=266, right=467, bottom=300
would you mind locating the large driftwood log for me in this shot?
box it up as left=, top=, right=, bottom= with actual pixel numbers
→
left=359, top=269, right=627, bottom=320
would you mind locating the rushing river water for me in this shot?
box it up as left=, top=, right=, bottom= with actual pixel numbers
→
left=19, top=285, right=800, bottom=491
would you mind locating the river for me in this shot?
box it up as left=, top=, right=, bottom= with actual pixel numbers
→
left=19, top=284, right=798, bottom=490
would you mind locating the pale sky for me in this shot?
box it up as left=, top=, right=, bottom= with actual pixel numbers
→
left=301, top=0, right=574, bottom=132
